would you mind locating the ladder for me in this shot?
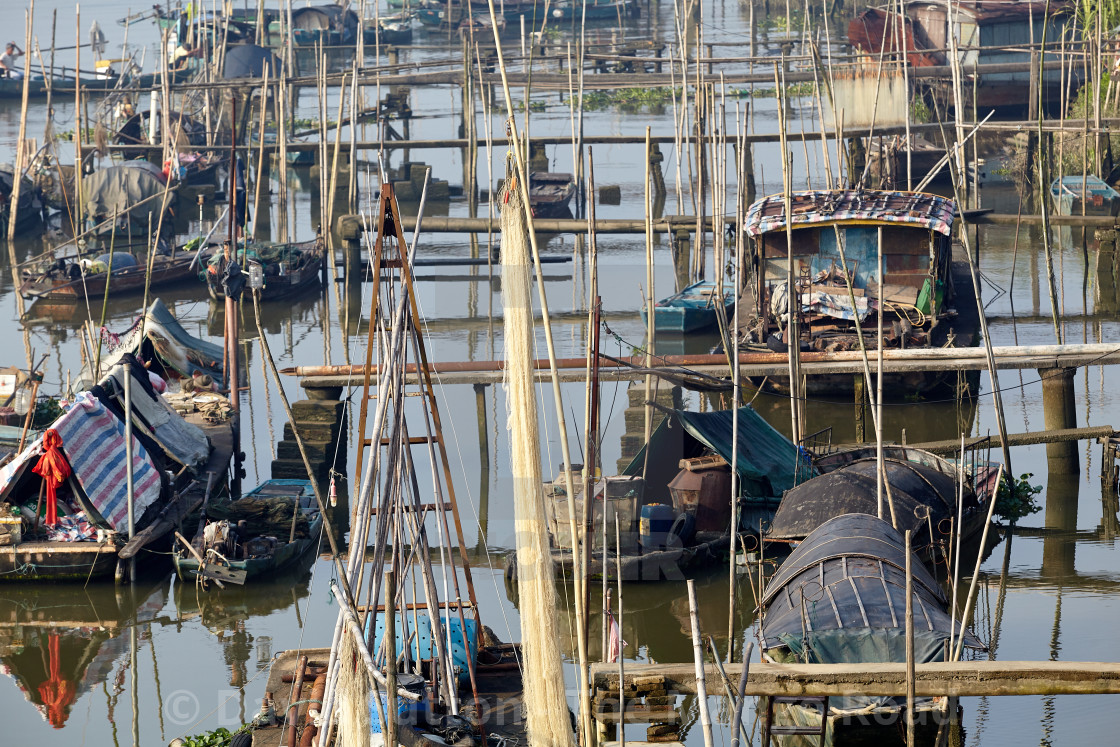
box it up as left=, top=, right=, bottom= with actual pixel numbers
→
left=761, top=695, right=829, bottom=746
left=351, top=181, right=482, bottom=710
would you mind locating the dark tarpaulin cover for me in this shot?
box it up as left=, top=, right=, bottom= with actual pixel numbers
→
left=767, top=456, right=964, bottom=541
left=760, top=514, right=984, bottom=656
left=222, top=44, right=283, bottom=79
left=623, top=406, right=804, bottom=498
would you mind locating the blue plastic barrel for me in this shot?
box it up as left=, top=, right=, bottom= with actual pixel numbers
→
left=640, top=503, right=676, bottom=549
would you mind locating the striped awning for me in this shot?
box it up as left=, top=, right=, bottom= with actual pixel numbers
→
left=744, top=189, right=956, bottom=237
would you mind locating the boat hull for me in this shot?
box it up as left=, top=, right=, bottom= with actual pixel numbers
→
left=0, top=540, right=120, bottom=581
left=173, top=513, right=323, bottom=582
left=20, top=255, right=201, bottom=302
left=206, top=247, right=324, bottom=302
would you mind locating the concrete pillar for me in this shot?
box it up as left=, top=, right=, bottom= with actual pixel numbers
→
left=1039, top=366, right=1078, bottom=474
left=1041, top=471, right=1079, bottom=579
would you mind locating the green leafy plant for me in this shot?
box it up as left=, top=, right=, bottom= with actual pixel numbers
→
left=180, top=724, right=252, bottom=747
left=994, top=472, right=1043, bottom=525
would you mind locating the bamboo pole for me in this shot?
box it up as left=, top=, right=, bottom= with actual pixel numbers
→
left=615, top=513, right=625, bottom=747
left=953, top=464, right=1004, bottom=661
left=687, top=579, right=714, bottom=747
left=642, top=127, right=656, bottom=482
left=6, top=0, right=35, bottom=245
left=905, top=528, right=915, bottom=747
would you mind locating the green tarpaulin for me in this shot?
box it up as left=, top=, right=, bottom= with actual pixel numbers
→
left=623, top=406, right=806, bottom=500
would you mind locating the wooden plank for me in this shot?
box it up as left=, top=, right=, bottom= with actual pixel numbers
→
left=593, top=703, right=681, bottom=724
left=190, top=565, right=248, bottom=585
left=589, top=661, right=1120, bottom=698
left=886, top=426, right=1118, bottom=455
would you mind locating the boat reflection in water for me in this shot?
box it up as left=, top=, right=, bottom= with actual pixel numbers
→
left=0, top=578, right=170, bottom=728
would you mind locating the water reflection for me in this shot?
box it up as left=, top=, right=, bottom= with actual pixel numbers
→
left=0, top=578, right=170, bottom=729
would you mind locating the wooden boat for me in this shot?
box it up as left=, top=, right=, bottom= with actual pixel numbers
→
left=866, top=134, right=951, bottom=187
left=173, top=479, right=322, bottom=586
left=0, top=166, right=43, bottom=237
left=82, top=298, right=243, bottom=387
left=760, top=513, right=984, bottom=740
left=550, top=0, right=636, bottom=20
left=526, top=405, right=801, bottom=582
left=640, top=279, right=735, bottom=333
left=19, top=247, right=204, bottom=302
left=0, top=361, right=233, bottom=582
left=741, top=189, right=970, bottom=396
left=766, top=445, right=998, bottom=560
left=528, top=171, right=576, bottom=217
left=363, top=13, right=415, bottom=45
left=275, top=5, right=360, bottom=46
left=0, top=65, right=194, bottom=99
left=204, top=239, right=324, bottom=302
left=1051, top=175, right=1120, bottom=217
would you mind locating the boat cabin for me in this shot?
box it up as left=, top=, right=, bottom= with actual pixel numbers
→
left=742, top=189, right=957, bottom=352
left=850, top=1, right=1078, bottom=113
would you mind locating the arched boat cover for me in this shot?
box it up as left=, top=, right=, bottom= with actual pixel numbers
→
left=759, top=513, right=984, bottom=660
left=222, top=44, right=283, bottom=79
left=767, top=456, right=968, bottom=540
left=82, top=164, right=166, bottom=225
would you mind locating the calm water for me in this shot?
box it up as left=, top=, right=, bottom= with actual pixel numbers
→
left=0, top=2, right=1118, bottom=746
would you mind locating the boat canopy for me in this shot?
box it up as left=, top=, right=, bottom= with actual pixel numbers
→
left=759, top=513, right=984, bottom=658
left=222, top=44, right=283, bottom=79
left=623, top=406, right=808, bottom=501
left=82, top=164, right=166, bottom=224
left=743, top=190, right=957, bottom=237
left=91, top=298, right=237, bottom=385
left=767, top=455, right=969, bottom=541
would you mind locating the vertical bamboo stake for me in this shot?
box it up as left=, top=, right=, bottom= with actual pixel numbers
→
left=74, top=5, right=83, bottom=232
left=776, top=65, right=802, bottom=445
left=6, top=0, right=35, bottom=245
left=905, top=528, right=915, bottom=747
left=642, top=127, right=655, bottom=480
left=615, top=513, right=625, bottom=747
left=953, top=464, right=1004, bottom=661
left=384, top=570, right=398, bottom=747
left=687, top=579, right=714, bottom=747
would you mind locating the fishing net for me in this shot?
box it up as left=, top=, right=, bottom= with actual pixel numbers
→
left=500, top=180, right=577, bottom=747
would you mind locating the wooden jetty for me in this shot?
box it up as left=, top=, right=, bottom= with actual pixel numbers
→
left=589, top=660, right=1120, bottom=698
left=287, top=343, right=1120, bottom=387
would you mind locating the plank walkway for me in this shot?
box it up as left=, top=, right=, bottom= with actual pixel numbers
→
left=293, top=343, right=1120, bottom=389
left=589, top=660, right=1120, bottom=697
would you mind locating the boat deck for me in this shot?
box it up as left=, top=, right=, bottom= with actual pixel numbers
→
left=254, top=643, right=527, bottom=747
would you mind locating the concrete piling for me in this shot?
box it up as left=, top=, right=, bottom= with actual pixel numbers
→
left=1039, top=366, right=1078, bottom=474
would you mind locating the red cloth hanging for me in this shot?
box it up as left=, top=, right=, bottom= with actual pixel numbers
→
left=32, top=430, right=71, bottom=527
left=37, top=633, right=76, bottom=728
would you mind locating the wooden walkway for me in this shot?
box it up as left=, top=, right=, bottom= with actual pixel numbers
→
left=589, top=660, right=1120, bottom=698
left=292, top=343, right=1120, bottom=389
